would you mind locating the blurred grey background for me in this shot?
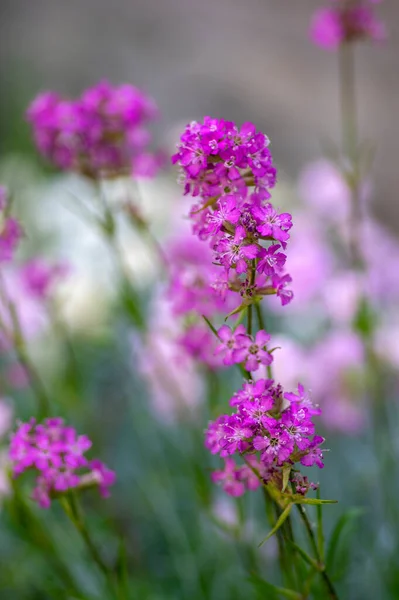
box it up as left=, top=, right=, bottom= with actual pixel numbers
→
left=0, top=0, right=397, bottom=225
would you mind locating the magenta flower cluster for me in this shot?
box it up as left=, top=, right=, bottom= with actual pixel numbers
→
left=9, top=418, right=116, bottom=508
left=172, top=117, right=294, bottom=307
left=206, top=380, right=325, bottom=497
left=26, top=81, right=160, bottom=179
left=311, top=0, right=386, bottom=50
left=0, top=186, right=23, bottom=263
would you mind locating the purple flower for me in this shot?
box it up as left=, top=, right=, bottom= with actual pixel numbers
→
left=90, top=460, right=117, bottom=497
left=172, top=117, right=277, bottom=201
left=205, top=416, right=229, bottom=454
left=257, top=244, right=287, bottom=277
left=232, top=330, right=273, bottom=372
left=27, top=82, right=159, bottom=179
left=239, top=395, right=274, bottom=428
left=255, top=203, right=293, bottom=248
left=211, top=458, right=246, bottom=497
left=219, top=415, right=253, bottom=456
left=300, top=436, right=325, bottom=469
left=310, top=1, right=386, bottom=51
left=205, top=195, right=241, bottom=234
left=20, top=258, right=68, bottom=299
left=204, top=377, right=327, bottom=497
left=215, top=226, right=260, bottom=274
left=253, top=429, right=294, bottom=466
left=215, top=324, right=246, bottom=365
left=230, top=378, right=273, bottom=407
left=273, top=274, right=294, bottom=306
left=284, top=383, right=321, bottom=416
left=281, top=404, right=315, bottom=451
left=9, top=418, right=115, bottom=507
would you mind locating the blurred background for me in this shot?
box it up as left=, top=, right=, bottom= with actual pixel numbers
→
left=0, top=0, right=398, bottom=225
left=0, top=1, right=399, bottom=599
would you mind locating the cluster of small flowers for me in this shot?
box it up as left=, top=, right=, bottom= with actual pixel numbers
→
left=205, top=380, right=324, bottom=497
left=9, top=418, right=115, bottom=508
left=0, top=187, right=23, bottom=263
left=26, top=81, right=161, bottom=179
left=172, top=117, right=294, bottom=307
left=311, top=0, right=386, bottom=50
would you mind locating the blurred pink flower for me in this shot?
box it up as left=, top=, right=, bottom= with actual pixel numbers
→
left=0, top=268, right=48, bottom=340
left=132, top=292, right=205, bottom=422
left=322, top=272, right=363, bottom=324
left=298, top=160, right=351, bottom=223
left=20, top=258, right=69, bottom=300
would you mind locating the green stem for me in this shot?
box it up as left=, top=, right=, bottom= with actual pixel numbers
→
left=338, top=41, right=363, bottom=269
left=263, top=489, right=291, bottom=586
left=296, top=503, right=339, bottom=600
left=255, top=302, right=273, bottom=379
left=61, top=494, right=120, bottom=597
left=0, top=275, right=50, bottom=417
left=247, top=304, right=253, bottom=336
left=339, top=42, right=357, bottom=165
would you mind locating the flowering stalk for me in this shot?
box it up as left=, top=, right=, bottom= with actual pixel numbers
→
left=26, top=82, right=168, bottom=331
left=172, top=117, right=339, bottom=598
left=60, top=493, right=118, bottom=595
left=310, top=0, right=398, bottom=583
left=0, top=192, right=51, bottom=416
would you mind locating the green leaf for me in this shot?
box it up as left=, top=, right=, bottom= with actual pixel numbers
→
left=202, top=315, right=219, bottom=338
left=286, top=539, right=320, bottom=571
left=249, top=574, right=302, bottom=599
left=281, top=466, right=291, bottom=493
left=115, top=537, right=129, bottom=597
left=258, top=503, right=293, bottom=547
left=353, top=296, right=378, bottom=339
left=224, top=303, right=248, bottom=320
left=316, top=487, right=325, bottom=562
left=326, top=508, right=364, bottom=576
left=292, top=496, right=338, bottom=506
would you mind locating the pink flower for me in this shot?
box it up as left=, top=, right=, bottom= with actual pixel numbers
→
left=300, top=436, right=325, bottom=469
left=215, top=324, right=246, bottom=365
left=9, top=418, right=115, bottom=507
left=215, top=226, right=259, bottom=274
left=232, top=330, right=273, bottom=372
left=255, top=204, right=292, bottom=248
left=27, top=82, right=160, bottom=179
left=253, top=429, right=294, bottom=466
left=211, top=458, right=246, bottom=497
left=90, top=460, right=117, bottom=497
left=20, top=258, right=68, bottom=299
left=0, top=218, right=23, bottom=263
left=310, top=2, right=386, bottom=51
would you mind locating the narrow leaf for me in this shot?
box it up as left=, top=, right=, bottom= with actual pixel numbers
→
left=281, top=466, right=291, bottom=493
left=316, top=487, right=325, bottom=561
left=224, top=303, right=247, bottom=320
left=258, top=503, right=293, bottom=547
left=293, top=496, right=337, bottom=506
left=326, top=508, right=364, bottom=571
left=249, top=574, right=302, bottom=599
left=202, top=315, right=219, bottom=338
left=286, top=539, right=320, bottom=571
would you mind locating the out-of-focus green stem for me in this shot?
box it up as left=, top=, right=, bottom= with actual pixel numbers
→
left=61, top=494, right=120, bottom=597
left=255, top=302, right=273, bottom=379
left=296, top=502, right=339, bottom=600
left=0, top=274, right=51, bottom=417
left=339, top=42, right=365, bottom=268
left=339, top=42, right=357, bottom=166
